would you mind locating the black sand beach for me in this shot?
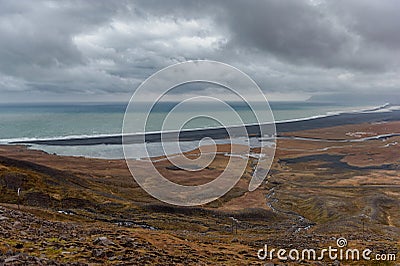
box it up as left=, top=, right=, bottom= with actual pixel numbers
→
left=12, top=109, right=400, bottom=146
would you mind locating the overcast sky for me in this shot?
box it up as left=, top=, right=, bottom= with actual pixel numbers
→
left=0, top=0, right=399, bottom=103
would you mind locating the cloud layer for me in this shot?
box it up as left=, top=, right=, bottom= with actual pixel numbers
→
left=0, top=0, right=399, bottom=102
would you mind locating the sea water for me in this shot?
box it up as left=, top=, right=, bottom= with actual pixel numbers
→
left=0, top=101, right=386, bottom=158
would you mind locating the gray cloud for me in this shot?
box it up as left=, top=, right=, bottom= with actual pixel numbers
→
left=0, top=0, right=399, bottom=102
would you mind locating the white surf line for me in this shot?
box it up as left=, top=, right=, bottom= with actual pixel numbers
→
left=272, top=103, right=397, bottom=125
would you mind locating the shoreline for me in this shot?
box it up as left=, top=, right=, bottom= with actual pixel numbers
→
left=9, top=108, right=400, bottom=146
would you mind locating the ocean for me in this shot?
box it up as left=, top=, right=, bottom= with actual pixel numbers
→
left=0, top=101, right=391, bottom=159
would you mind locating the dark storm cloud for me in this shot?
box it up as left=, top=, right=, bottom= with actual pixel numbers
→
left=235, top=1, right=399, bottom=72
left=0, top=1, right=127, bottom=94
left=224, top=1, right=353, bottom=67
left=135, top=0, right=400, bottom=71
left=0, top=1, right=119, bottom=69
left=0, top=0, right=399, bottom=101
left=328, top=0, right=400, bottom=49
